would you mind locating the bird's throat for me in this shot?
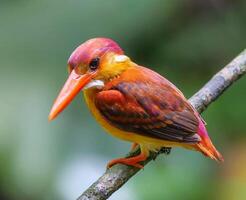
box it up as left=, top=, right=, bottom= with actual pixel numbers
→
left=83, top=79, right=105, bottom=90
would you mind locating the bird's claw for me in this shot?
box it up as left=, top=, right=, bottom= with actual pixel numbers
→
left=107, top=158, right=144, bottom=169
left=158, top=147, right=172, bottom=155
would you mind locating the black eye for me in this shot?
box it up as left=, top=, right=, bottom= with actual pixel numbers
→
left=89, top=57, right=100, bottom=70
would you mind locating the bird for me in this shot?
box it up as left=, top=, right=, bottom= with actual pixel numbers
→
left=49, top=38, right=223, bottom=168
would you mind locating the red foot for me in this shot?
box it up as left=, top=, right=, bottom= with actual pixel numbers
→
left=107, top=151, right=148, bottom=169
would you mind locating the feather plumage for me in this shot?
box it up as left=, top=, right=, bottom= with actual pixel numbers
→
left=50, top=38, right=223, bottom=167
left=95, top=66, right=201, bottom=144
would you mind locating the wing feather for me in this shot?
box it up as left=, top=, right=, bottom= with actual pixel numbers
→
left=95, top=67, right=200, bottom=143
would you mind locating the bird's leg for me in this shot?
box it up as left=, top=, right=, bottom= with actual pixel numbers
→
left=130, top=143, right=139, bottom=151
left=107, top=146, right=149, bottom=169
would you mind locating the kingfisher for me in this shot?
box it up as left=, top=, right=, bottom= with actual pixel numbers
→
left=49, top=38, right=223, bottom=168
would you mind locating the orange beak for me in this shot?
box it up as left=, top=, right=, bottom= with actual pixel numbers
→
left=48, top=69, right=95, bottom=121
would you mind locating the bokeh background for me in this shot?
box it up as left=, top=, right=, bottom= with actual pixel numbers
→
left=1, top=0, right=246, bottom=199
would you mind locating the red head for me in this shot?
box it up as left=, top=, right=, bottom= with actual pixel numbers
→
left=49, top=38, right=131, bottom=120
left=68, top=38, right=123, bottom=71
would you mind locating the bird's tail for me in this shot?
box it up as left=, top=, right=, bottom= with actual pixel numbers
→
left=195, top=119, right=224, bottom=162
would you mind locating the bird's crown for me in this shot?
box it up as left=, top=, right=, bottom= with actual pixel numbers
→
left=68, top=38, right=123, bottom=70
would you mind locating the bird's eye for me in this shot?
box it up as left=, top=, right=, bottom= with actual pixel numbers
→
left=89, top=57, right=100, bottom=71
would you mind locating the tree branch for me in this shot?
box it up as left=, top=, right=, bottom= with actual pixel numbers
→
left=77, top=49, right=246, bottom=200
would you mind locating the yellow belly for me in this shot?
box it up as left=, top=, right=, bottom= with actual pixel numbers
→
left=83, top=89, right=190, bottom=151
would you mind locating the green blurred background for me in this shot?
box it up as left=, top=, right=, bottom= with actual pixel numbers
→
left=1, top=0, right=246, bottom=199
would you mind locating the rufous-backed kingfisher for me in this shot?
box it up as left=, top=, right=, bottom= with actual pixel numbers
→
left=49, top=38, right=223, bottom=168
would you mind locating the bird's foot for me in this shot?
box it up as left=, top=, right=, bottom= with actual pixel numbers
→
left=107, top=150, right=147, bottom=169
left=158, top=147, right=172, bottom=155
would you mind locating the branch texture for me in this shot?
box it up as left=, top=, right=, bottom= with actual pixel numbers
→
left=77, top=49, right=246, bottom=200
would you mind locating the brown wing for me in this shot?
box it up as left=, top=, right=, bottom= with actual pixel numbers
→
left=95, top=68, right=200, bottom=143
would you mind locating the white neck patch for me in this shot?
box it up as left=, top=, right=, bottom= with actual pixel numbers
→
left=83, top=80, right=105, bottom=90
left=114, top=55, right=129, bottom=63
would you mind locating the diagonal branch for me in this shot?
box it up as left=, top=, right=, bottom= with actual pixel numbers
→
left=77, top=49, right=246, bottom=200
